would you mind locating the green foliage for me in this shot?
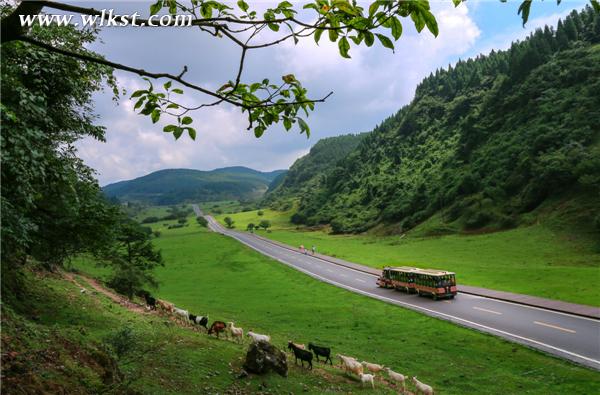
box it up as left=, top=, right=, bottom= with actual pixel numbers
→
left=258, top=219, right=271, bottom=230
left=99, top=218, right=164, bottom=299
left=196, top=216, right=208, bottom=227
left=141, top=216, right=160, bottom=224
left=223, top=216, right=235, bottom=229
left=103, top=167, right=285, bottom=205
left=292, top=8, right=600, bottom=234
left=0, top=18, right=119, bottom=268
left=246, top=222, right=255, bottom=231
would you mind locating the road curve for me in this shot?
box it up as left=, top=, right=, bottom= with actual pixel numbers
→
left=198, top=209, right=600, bottom=370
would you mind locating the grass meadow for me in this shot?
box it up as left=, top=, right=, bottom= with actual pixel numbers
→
left=215, top=209, right=600, bottom=306
left=74, top=214, right=600, bottom=394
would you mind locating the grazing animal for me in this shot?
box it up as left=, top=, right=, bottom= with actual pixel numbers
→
left=193, top=315, right=209, bottom=331
left=288, top=341, right=313, bottom=369
left=156, top=299, right=175, bottom=314
left=359, top=373, right=375, bottom=389
left=337, top=354, right=363, bottom=376
left=246, top=330, right=270, bottom=343
left=290, top=342, right=305, bottom=349
left=308, top=343, right=332, bottom=365
left=384, top=368, right=406, bottom=391
left=227, top=322, right=244, bottom=343
left=412, top=377, right=434, bottom=395
left=208, top=321, right=227, bottom=338
left=361, top=361, right=385, bottom=373
left=173, top=307, right=189, bottom=324
left=144, top=294, right=157, bottom=310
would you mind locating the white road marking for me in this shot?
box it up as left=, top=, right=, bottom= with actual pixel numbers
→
left=327, top=269, right=334, bottom=273
left=534, top=321, right=576, bottom=334
left=355, top=278, right=366, bottom=283
left=473, top=307, right=503, bottom=315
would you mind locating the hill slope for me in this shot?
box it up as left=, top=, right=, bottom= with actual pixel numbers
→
left=293, top=8, right=600, bottom=234
left=103, top=167, right=286, bottom=205
left=263, top=133, right=367, bottom=210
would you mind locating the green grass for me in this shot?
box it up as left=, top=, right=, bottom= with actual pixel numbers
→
left=73, top=220, right=600, bottom=394
left=215, top=209, right=600, bottom=306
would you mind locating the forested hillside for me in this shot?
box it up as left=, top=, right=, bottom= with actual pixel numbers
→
left=264, top=133, right=367, bottom=209
left=103, top=167, right=285, bottom=205
left=292, top=8, right=600, bottom=234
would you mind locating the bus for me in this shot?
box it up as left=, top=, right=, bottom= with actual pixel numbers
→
left=413, top=269, right=457, bottom=300
left=376, top=266, right=420, bottom=293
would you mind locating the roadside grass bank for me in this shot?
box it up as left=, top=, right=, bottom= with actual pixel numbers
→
left=75, top=221, right=600, bottom=394
left=215, top=209, right=600, bottom=306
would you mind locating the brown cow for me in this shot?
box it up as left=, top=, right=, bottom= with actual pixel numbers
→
left=208, top=321, right=227, bottom=338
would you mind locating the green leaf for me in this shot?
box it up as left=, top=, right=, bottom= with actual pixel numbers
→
left=186, top=127, right=196, bottom=140
left=591, top=0, right=600, bottom=12
left=151, top=109, right=161, bottom=123
left=166, top=103, right=179, bottom=109
left=173, top=127, right=183, bottom=140
left=376, top=33, right=394, bottom=51
left=149, top=1, right=163, bottom=16
left=237, top=0, right=249, bottom=12
left=411, top=12, right=425, bottom=33
left=297, top=117, right=310, bottom=136
left=134, top=97, right=145, bottom=110
left=518, top=0, right=532, bottom=26
left=130, top=90, right=145, bottom=98
left=338, top=36, right=351, bottom=58
left=390, top=16, right=403, bottom=40
left=163, top=81, right=172, bottom=90
left=422, top=10, right=438, bottom=37
left=181, top=116, right=193, bottom=125
left=254, top=125, right=265, bottom=138
left=171, top=88, right=183, bottom=94
left=452, top=0, right=463, bottom=6
left=268, top=23, right=280, bottom=32
left=368, top=1, right=380, bottom=17
left=314, top=27, right=324, bottom=44
left=163, top=125, right=178, bottom=133
left=278, top=1, right=293, bottom=8
left=283, top=117, right=292, bottom=131
left=328, top=28, right=339, bottom=42
left=364, top=31, right=374, bottom=47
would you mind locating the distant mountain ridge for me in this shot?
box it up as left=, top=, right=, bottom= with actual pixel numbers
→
left=103, top=167, right=286, bottom=205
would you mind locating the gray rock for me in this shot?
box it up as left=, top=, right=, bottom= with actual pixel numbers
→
left=243, top=341, right=288, bottom=377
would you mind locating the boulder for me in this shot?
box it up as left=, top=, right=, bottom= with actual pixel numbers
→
left=243, top=341, right=288, bottom=377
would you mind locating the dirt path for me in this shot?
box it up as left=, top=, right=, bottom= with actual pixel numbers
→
left=63, top=271, right=148, bottom=314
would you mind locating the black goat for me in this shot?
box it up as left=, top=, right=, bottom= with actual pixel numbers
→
left=288, top=341, right=313, bottom=369
left=308, top=342, right=332, bottom=365
left=137, top=290, right=156, bottom=310
left=189, top=313, right=197, bottom=323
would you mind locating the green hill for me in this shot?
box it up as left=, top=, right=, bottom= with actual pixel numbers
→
left=103, top=167, right=286, bottom=205
left=291, top=8, right=600, bottom=235
left=263, top=133, right=367, bottom=210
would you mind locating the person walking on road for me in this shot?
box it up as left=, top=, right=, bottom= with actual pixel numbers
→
left=300, top=244, right=305, bottom=254
left=311, top=245, right=316, bottom=255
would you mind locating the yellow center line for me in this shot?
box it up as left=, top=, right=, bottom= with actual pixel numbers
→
left=534, top=321, right=577, bottom=334
left=473, top=306, right=503, bottom=315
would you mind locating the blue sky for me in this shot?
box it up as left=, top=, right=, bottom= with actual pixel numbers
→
left=72, top=1, right=589, bottom=185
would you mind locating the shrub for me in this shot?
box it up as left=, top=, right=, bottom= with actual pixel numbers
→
left=196, top=216, right=208, bottom=227
left=257, top=210, right=264, bottom=216
left=141, top=216, right=159, bottom=224
left=177, top=218, right=187, bottom=224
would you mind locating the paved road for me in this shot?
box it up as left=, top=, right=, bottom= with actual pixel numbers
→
left=198, top=209, right=600, bottom=370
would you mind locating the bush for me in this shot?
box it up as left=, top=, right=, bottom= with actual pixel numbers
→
left=177, top=218, right=187, bottom=224
left=196, top=216, right=208, bottom=227
left=167, top=224, right=185, bottom=229
left=103, top=326, right=139, bottom=360
left=153, top=231, right=161, bottom=238
left=257, top=210, right=264, bottom=216
left=141, top=216, right=159, bottom=224
left=290, top=212, right=306, bottom=224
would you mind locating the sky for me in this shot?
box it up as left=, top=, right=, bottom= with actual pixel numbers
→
left=71, top=0, right=589, bottom=186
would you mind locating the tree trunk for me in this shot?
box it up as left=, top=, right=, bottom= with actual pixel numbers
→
left=1, top=1, right=45, bottom=44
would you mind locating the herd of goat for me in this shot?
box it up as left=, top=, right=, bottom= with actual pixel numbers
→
left=140, top=291, right=435, bottom=394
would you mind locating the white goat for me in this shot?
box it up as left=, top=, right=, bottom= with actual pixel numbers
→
left=337, top=354, right=363, bottom=376
left=384, top=368, right=406, bottom=391
left=359, top=373, right=375, bottom=389
left=246, top=330, right=270, bottom=343
left=173, top=307, right=188, bottom=324
left=412, top=377, right=434, bottom=395
left=361, top=361, right=385, bottom=373
left=227, top=322, right=244, bottom=343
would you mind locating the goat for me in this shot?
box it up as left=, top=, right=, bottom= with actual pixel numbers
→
left=412, top=377, right=434, bottom=395
left=193, top=315, right=209, bottom=331
left=208, top=321, right=227, bottom=338
left=384, top=368, right=406, bottom=392
left=359, top=373, right=375, bottom=389
left=173, top=307, right=189, bottom=324
left=361, top=361, right=385, bottom=373
left=337, top=354, right=363, bottom=376
left=290, top=342, right=305, bottom=349
left=227, top=322, right=244, bottom=343
left=288, top=341, right=313, bottom=369
left=156, top=299, right=174, bottom=314
left=247, top=330, right=270, bottom=343
left=308, top=343, right=332, bottom=365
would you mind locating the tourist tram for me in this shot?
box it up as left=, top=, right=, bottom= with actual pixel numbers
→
left=377, top=266, right=457, bottom=300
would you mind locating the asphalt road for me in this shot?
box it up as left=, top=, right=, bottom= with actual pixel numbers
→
left=197, top=208, right=600, bottom=370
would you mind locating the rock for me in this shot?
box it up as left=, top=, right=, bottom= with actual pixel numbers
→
left=243, top=340, right=288, bottom=377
